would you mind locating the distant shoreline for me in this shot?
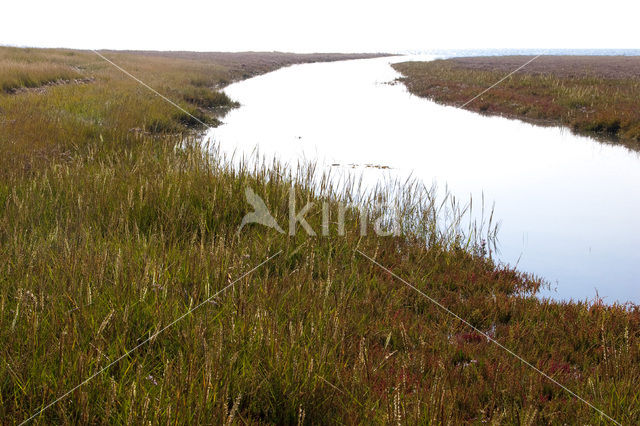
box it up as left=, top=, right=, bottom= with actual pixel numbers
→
left=393, top=55, right=640, bottom=149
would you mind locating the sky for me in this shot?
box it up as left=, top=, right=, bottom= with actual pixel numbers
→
left=2, top=0, right=638, bottom=52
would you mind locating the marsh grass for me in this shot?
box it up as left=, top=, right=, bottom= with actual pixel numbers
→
left=0, top=47, right=639, bottom=424
left=393, top=57, right=640, bottom=146
left=0, top=47, right=383, bottom=179
left=2, top=135, right=639, bottom=424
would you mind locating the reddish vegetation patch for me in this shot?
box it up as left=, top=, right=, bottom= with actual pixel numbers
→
left=445, top=55, right=640, bottom=79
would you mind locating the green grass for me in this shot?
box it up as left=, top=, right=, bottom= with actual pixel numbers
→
left=182, top=87, right=238, bottom=109
left=0, top=48, right=85, bottom=93
left=0, top=47, right=639, bottom=424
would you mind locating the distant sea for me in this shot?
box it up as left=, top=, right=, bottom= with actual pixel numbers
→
left=400, top=48, right=640, bottom=57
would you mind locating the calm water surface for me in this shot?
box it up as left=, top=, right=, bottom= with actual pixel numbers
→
left=206, top=55, right=640, bottom=304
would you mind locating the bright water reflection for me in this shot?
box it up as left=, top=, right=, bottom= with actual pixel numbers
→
left=206, top=55, right=640, bottom=304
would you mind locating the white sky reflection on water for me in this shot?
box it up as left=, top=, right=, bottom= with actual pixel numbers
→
left=207, top=55, right=640, bottom=304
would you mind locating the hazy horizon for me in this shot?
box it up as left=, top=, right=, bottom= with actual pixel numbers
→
left=2, top=45, right=640, bottom=56
left=3, top=0, right=638, bottom=53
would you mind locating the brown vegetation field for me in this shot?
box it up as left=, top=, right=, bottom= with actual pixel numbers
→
left=393, top=56, right=640, bottom=147
left=1, top=48, right=639, bottom=424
